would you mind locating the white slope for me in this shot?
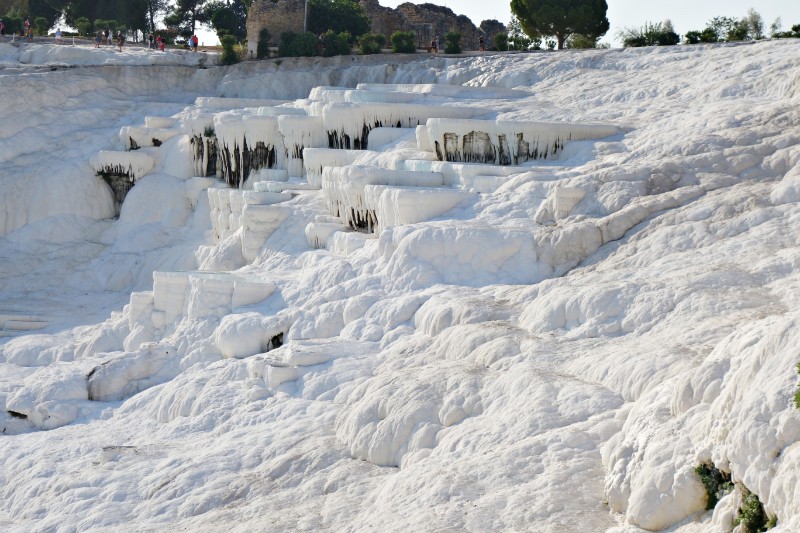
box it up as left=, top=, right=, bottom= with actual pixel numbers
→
left=1, top=40, right=800, bottom=533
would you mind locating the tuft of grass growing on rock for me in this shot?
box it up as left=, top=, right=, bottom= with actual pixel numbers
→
left=734, top=488, right=774, bottom=532
left=695, top=463, right=732, bottom=510
left=794, top=362, right=800, bottom=410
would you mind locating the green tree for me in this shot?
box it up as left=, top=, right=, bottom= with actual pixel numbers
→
left=146, top=0, right=169, bottom=33
left=744, top=8, right=764, bottom=39
left=205, top=0, right=248, bottom=41
left=507, top=15, right=535, bottom=50
left=308, top=0, right=369, bottom=38
left=28, top=0, right=62, bottom=26
left=220, top=33, right=239, bottom=64
left=167, top=0, right=209, bottom=36
left=510, top=0, right=609, bottom=50
left=65, top=0, right=147, bottom=35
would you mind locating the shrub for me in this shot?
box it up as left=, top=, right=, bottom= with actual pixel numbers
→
left=443, top=31, right=461, bottom=53
left=257, top=28, right=271, bottom=59
left=493, top=32, right=508, bottom=51
left=390, top=30, right=416, bottom=53
left=734, top=489, right=769, bottom=533
left=278, top=31, right=319, bottom=57
left=794, top=362, right=800, bottom=410
left=620, top=21, right=679, bottom=47
left=357, top=32, right=385, bottom=54
left=3, top=16, right=23, bottom=36
left=567, top=34, right=599, bottom=48
left=34, top=17, right=48, bottom=36
left=684, top=28, right=718, bottom=44
left=694, top=463, right=732, bottom=510
left=321, top=30, right=352, bottom=57
left=220, top=35, right=240, bottom=65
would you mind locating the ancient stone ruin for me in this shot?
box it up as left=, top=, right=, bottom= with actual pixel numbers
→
left=246, top=0, right=506, bottom=53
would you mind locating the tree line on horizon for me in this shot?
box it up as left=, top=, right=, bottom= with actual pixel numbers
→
left=506, top=1, right=800, bottom=50
left=0, top=0, right=251, bottom=43
left=2, top=0, right=798, bottom=51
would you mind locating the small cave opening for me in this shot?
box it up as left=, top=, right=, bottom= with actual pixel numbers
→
left=7, top=410, right=27, bottom=419
left=268, top=332, right=284, bottom=351
left=97, top=168, right=134, bottom=216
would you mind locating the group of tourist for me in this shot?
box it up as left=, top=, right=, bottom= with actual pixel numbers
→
left=93, top=29, right=125, bottom=51
left=0, top=19, right=201, bottom=54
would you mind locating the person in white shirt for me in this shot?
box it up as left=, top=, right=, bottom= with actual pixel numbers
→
left=55, top=28, right=62, bottom=44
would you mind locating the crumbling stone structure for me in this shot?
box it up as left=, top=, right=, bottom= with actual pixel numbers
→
left=247, top=0, right=506, bottom=55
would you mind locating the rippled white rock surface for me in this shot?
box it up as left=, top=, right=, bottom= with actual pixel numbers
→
left=2, top=40, right=800, bottom=532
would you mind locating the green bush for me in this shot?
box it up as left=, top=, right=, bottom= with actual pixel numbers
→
left=443, top=31, right=461, bottom=54
left=257, top=28, right=271, bottom=59
left=357, top=32, right=385, bottom=54
left=220, top=35, right=240, bottom=65
left=694, top=463, right=732, bottom=510
left=390, top=30, right=416, bottom=53
left=620, top=21, right=680, bottom=47
left=493, top=33, right=508, bottom=51
left=685, top=28, right=718, bottom=44
left=734, top=489, right=769, bottom=533
left=321, top=30, right=352, bottom=57
left=278, top=31, right=319, bottom=57
left=34, top=17, right=48, bottom=36
left=3, top=16, right=23, bottom=36
left=794, top=362, right=800, bottom=410
left=567, top=34, right=600, bottom=48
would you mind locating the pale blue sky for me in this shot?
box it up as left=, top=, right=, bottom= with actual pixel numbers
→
left=381, top=0, right=800, bottom=45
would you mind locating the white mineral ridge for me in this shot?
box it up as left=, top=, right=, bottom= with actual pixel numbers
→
left=1, top=40, right=800, bottom=533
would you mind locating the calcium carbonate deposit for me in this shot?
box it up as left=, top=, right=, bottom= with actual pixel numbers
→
left=1, top=38, right=800, bottom=532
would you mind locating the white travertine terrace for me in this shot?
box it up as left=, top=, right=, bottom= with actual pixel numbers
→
left=322, top=165, right=444, bottom=230
left=364, top=185, right=476, bottom=235
left=425, top=118, right=622, bottom=164
left=120, top=126, right=179, bottom=150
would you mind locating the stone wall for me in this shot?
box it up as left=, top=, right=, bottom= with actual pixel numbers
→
left=246, top=0, right=307, bottom=53
left=247, top=0, right=506, bottom=55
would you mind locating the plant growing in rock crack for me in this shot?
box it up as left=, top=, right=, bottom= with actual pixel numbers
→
left=794, top=362, right=800, bottom=410
left=734, top=488, right=773, bottom=532
left=695, top=463, right=732, bottom=510
left=203, top=126, right=215, bottom=138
